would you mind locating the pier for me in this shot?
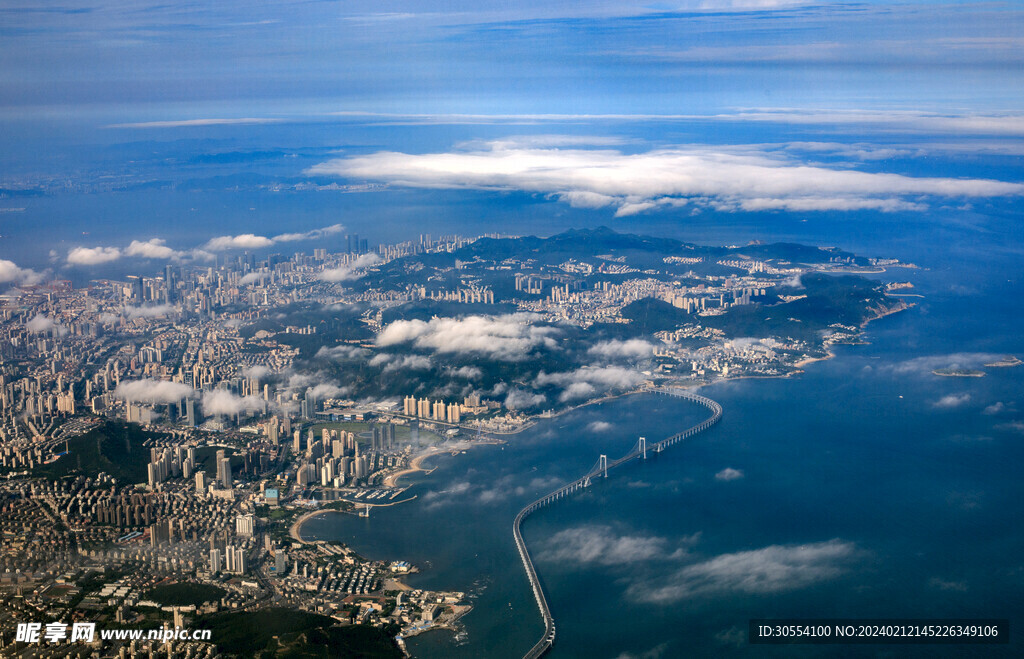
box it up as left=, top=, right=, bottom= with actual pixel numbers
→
left=513, top=388, right=723, bottom=658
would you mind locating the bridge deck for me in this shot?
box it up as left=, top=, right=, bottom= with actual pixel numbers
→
left=512, top=388, right=722, bottom=658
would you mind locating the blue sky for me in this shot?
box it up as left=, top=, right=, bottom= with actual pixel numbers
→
left=2, top=1, right=1023, bottom=122
left=1, top=0, right=1023, bottom=281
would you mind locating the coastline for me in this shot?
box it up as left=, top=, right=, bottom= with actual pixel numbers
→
left=293, top=291, right=913, bottom=600
left=289, top=509, right=333, bottom=544
left=382, top=446, right=444, bottom=487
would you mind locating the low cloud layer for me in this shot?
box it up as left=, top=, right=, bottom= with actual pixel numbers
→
left=307, top=140, right=1024, bottom=215
left=206, top=224, right=343, bottom=252
left=26, top=314, right=65, bottom=334
left=315, top=345, right=369, bottom=361
left=376, top=313, right=559, bottom=361
left=538, top=524, right=689, bottom=567
left=66, top=224, right=344, bottom=266
left=536, top=366, right=646, bottom=401
left=589, top=339, right=658, bottom=360
left=114, top=379, right=194, bottom=404
left=201, top=389, right=265, bottom=416
left=320, top=252, right=382, bottom=282
left=627, top=539, right=858, bottom=604
left=369, top=353, right=433, bottom=372
left=109, top=117, right=286, bottom=129
left=504, top=388, right=547, bottom=410
left=123, top=304, right=175, bottom=319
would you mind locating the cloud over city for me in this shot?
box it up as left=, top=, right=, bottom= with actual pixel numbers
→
left=319, top=252, right=382, bottom=282
left=376, top=313, right=560, bottom=361
left=535, top=366, right=646, bottom=401
left=114, top=379, right=194, bottom=404
left=0, top=259, right=43, bottom=286
left=201, top=389, right=266, bottom=416
left=25, top=314, right=66, bottom=335
left=64, top=224, right=345, bottom=267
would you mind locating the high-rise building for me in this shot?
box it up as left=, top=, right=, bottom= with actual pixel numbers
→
left=274, top=550, right=287, bottom=575
left=446, top=403, right=460, bottom=424
left=209, top=548, right=222, bottom=573
left=126, top=275, right=144, bottom=303
left=195, top=471, right=207, bottom=494
left=235, top=514, right=255, bottom=537
left=218, top=457, right=232, bottom=489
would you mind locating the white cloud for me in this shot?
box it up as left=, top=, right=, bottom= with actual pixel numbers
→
left=589, top=339, right=657, bottom=360
left=307, top=383, right=348, bottom=399
left=122, top=304, right=175, bottom=318
left=331, top=110, right=1024, bottom=137
left=538, top=525, right=688, bottom=567
left=715, top=467, right=744, bottom=481
left=627, top=539, right=858, bottom=604
left=982, top=402, right=1006, bottom=415
left=588, top=420, right=614, bottom=432
left=125, top=238, right=181, bottom=260
left=315, top=345, right=369, bottom=360
left=319, top=252, right=382, bottom=282
left=203, top=233, right=274, bottom=251
left=307, top=140, right=1024, bottom=215
left=0, top=259, right=42, bottom=285
left=201, top=389, right=265, bottom=416
left=238, top=272, right=265, bottom=285
left=558, top=190, right=618, bottom=209
left=536, top=366, right=646, bottom=401
left=115, top=379, right=194, bottom=404
left=447, top=365, right=482, bottom=379
left=67, top=246, right=122, bottom=265
left=504, top=389, right=547, bottom=410
left=108, top=117, right=285, bottom=129
left=934, top=393, right=971, bottom=409
left=714, top=109, right=1024, bottom=137
left=242, top=365, right=272, bottom=379
left=370, top=353, right=433, bottom=372
left=206, top=224, right=346, bottom=252
left=26, top=314, right=65, bottom=334
left=271, top=223, right=343, bottom=242
left=376, top=313, right=560, bottom=361
left=560, top=382, right=596, bottom=400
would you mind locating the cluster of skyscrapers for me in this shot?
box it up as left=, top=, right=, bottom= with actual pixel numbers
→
left=402, top=396, right=461, bottom=424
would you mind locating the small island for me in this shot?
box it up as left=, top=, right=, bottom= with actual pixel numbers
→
left=933, top=368, right=986, bottom=378
left=985, top=356, right=1021, bottom=368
